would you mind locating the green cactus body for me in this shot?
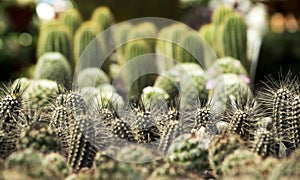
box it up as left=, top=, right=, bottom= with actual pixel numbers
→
left=199, top=23, right=214, bottom=48
left=42, top=152, right=71, bottom=179
left=167, top=132, right=210, bottom=174
left=141, top=86, right=169, bottom=110
left=175, top=31, right=204, bottom=63
left=37, top=21, right=74, bottom=69
left=76, top=67, right=110, bottom=88
left=22, top=79, right=58, bottom=110
left=91, top=6, right=114, bottom=30
left=74, top=21, right=103, bottom=66
left=220, top=149, right=263, bottom=179
left=0, top=83, right=25, bottom=159
left=153, top=70, right=179, bottom=98
left=59, top=8, right=83, bottom=35
left=222, top=14, right=248, bottom=69
left=18, top=126, right=60, bottom=154
left=211, top=5, right=234, bottom=57
left=124, top=39, right=154, bottom=98
left=208, top=132, right=244, bottom=177
left=116, top=144, right=156, bottom=163
left=34, top=52, right=72, bottom=88
left=213, top=56, right=248, bottom=75
left=210, top=73, right=250, bottom=110
left=113, top=22, right=132, bottom=56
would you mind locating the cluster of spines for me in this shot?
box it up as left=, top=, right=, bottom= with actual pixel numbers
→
left=50, top=90, right=97, bottom=172
left=0, top=82, right=26, bottom=159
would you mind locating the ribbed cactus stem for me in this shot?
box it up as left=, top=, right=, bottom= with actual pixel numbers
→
left=59, top=8, right=83, bottom=35
left=91, top=6, right=114, bottom=30
left=222, top=14, right=248, bottom=69
left=291, top=94, right=300, bottom=149
left=37, top=22, right=74, bottom=69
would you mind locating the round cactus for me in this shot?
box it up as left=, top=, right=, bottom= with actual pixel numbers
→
left=208, top=132, right=245, bottom=177
left=212, top=56, right=248, bottom=75
left=141, top=86, right=169, bottom=109
left=220, top=149, right=263, bottom=178
left=22, top=79, right=58, bottom=110
left=34, top=52, right=72, bottom=88
left=167, top=132, right=210, bottom=174
left=153, top=70, right=179, bottom=98
left=42, top=152, right=71, bottom=179
left=115, top=144, right=157, bottom=163
left=76, top=67, right=110, bottom=88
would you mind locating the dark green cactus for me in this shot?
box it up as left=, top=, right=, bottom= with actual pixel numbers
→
left=34, top=52, right=72, bottom=88
left=37, top=20, right=74, bottom=69
left=59, top=8, right=83, bottom=35
left=222, top=13, right=248, bottom=69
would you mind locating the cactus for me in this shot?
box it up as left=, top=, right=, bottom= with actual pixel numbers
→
left=18, top=126, right=60, bottom=154
left=91, top=6, right=114, bottom=30
left=50, top=91, right=97, bottom=172
left=141, top=86, right=169, bottom=109
left=208, top=132, right=245, bottom=176
left=22, top=79, right=58, bottom=110
left=153, top=70, right=179, bottom=98
left=74, top=21, right=108, bottom=69
left=175, top=30, right=204, bottom=63
left=59, top=8, right=83, bottom=35
left=76, top=67, right=110, bottom=88
left=198, top=23, right=214, bottom=48
left=37, top=21, right=74, bottom=68
left=124, top=39, right=154, bottom=98
left=269, top=149, right=300, bottom=180
left=34, top=52, right=72, bottom=88
left=220, top=149, right=263, bottom=178
left=212, top=56, right=248, bottom=75
left=167, top=131, right=210, bottom=174
left=113, top=22, right=133, bottom=56
left=4, top=149, right=47, bottom=179
left=222, top=13, right=248, bottom=69
left=42, top=152, right=71, bottom=179
left=0, top=82, right=26, bottom=159
left=115, top=144, right=157, bottom=163
left=258, top=74, right=298, bottom=154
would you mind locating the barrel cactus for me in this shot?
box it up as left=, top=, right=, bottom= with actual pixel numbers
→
left=91, top=6, right=114, bottom=30
left=212, top=56, right=248, bottom=75
left=34, top=52, right=72, bottom=88
left=59, top=8, right=83, bottom=35
left=76, top=67, right=110, bottom=88
left=41, top=152, right=71, bottom=179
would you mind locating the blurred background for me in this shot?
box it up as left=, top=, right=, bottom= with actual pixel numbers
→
left=0, top=0, right=300, bottom=84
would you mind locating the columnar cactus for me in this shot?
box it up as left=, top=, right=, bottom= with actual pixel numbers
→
left=222, top=14, right=248, bottom=69
left=91, top=6, right=114, bottom=30
left=0, top=83, right=25, bottom=159
left=34, top=52, right=72, bottom=88
left=59, top=8, right=83, bottom=35
left=113, top=22, right=133, bottom=56
left=199, top=23, right=214, bottom=48
left=37, top=21, right=74, bottom=68
left=73, top=21, right=103, bottom=66
left=124, top=39, right=154, bottom=98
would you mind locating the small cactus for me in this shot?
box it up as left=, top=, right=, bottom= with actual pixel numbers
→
left=42, top=152, right=71, bottom=179
left=91, top=6, right=114, bottom=30
left=34, top=52, right=72, bottom=88
left=76, top=67, right=110, bottom=88
left=212, top=56, right=248, bottom=75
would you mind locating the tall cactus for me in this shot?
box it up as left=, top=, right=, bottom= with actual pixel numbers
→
left=59, top=8, right=83, bottom=35
left=222, top=14, right=248, bottom=69
left=124, top=39, right=154, bottom=99
left=91, top=6, right=114, bottom=30
left=37, top=20, right=74, bottom=69
left=34, top=52, right=72, bottom=88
